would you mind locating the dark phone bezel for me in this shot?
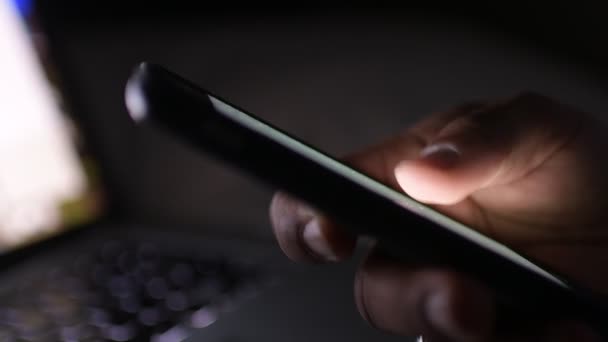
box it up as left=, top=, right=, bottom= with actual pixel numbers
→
left=125, top=61, right=608, bottom=338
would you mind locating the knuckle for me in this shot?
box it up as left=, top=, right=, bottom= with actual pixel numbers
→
left=269, top=191, right=326, bottom=262
left=269, top=191, right=303, bottom=230
left=269, top=192, right=289, bottom=231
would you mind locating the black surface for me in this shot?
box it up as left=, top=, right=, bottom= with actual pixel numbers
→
left=34, top=1, right=608, bottom=83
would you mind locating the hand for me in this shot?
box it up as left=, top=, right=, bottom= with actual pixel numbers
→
left=269, top=92, right=608, bottom=341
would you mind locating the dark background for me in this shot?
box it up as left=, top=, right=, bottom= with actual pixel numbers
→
left=38, top=2, right=608, bottom=240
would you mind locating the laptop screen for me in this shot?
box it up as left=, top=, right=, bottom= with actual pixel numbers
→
left=0, top=1, right=104, bottom=253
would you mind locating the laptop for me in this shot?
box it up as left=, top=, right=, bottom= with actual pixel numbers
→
left=0, top=1, right=299, bottom=341
left=0, top=1, right=412, bottom=342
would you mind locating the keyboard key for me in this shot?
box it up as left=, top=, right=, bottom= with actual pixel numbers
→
left=5, top=309, right=56, bottom=341
left=40, top=293, right=82, bottom=326
left=168, top=263, right=194, bottom=288
left=165, top=291, right=188, bottom=312
left=107, top=276, right=136, bottom=299
left=87, top=308, right=112, bottom=328
left=118, top=295, right=141, bottom=314
left=59, top=323, right=99, bottom=340
left=137, top=305, right=167, bottom=327
left=194, top=259, right=222, bottom=276
left=90, top=264, right=113, bottom=286
left=117, top=250, right=138, bottom=274
left=145, top=277, right=169, bottom=300
left=101, top=321, right=138, bottom=341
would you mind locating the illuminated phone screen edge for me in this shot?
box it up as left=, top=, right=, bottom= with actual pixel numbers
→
left=208, top=95, right=567, bottom=288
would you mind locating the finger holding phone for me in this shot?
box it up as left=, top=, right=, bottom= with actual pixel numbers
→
left=270, top=92, right=608, bottom=341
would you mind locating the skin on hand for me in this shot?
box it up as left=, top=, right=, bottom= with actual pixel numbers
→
left=268, top=92, right=608, bottom=342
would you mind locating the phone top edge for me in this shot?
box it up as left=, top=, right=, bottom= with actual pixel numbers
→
left=125, top=66, right=149, bottom=123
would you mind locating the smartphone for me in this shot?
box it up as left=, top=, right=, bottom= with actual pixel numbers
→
left=124, top=61, right=608, bottom=338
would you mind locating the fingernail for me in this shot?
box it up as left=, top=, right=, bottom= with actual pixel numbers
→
left=425, top=291, right=480, bottom=341
left=302, top=219, right=339, bottom=261
left=419, top=143, right=460, bottom=168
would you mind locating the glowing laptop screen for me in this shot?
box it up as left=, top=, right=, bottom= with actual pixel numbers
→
left=0, top=1, right=103, bottom=252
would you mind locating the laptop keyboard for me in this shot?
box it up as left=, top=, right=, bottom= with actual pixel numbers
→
left=0, top=239, right=275, bottom=341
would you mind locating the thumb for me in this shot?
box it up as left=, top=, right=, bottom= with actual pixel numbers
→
left=394, top=94, right=579, bottom=205
left=394, top=132, right=507, bottom=206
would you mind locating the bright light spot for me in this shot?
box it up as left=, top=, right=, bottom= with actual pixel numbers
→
left=125, top=78, right=148, bottom=122
left=0, top=1, right=87, bottom=249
